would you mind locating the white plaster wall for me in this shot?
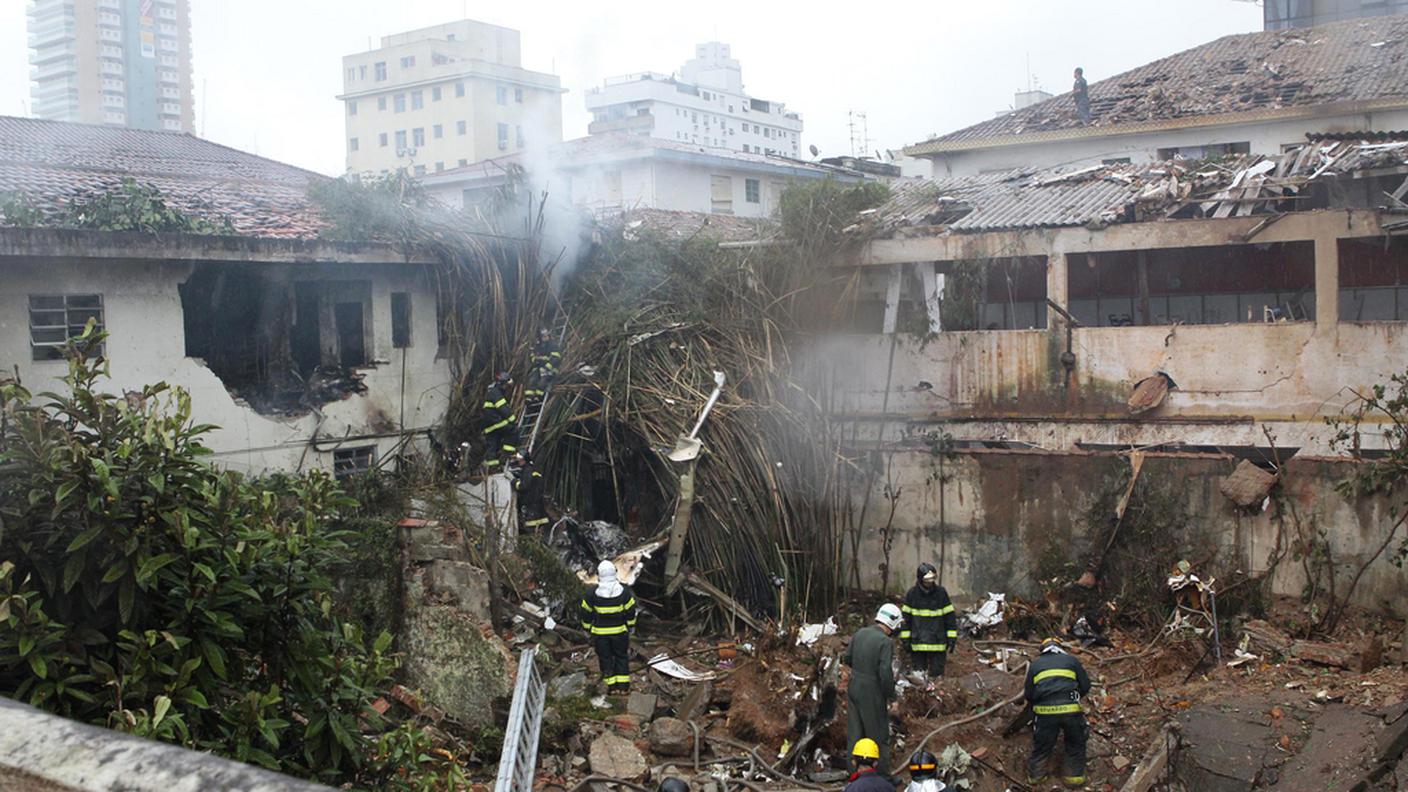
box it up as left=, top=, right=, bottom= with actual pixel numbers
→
left=0, top=260, right=451, bottom=476
left=925, top=109, right=1408, bottom=178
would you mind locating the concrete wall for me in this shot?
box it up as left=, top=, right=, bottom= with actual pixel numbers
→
left=922, top=108, right=1408, bottom=178
left=846, top=449, right=1407, bottom=615
left=0, top=257, right=450, bottom=475
left=0, top=696, right=331, bottom=791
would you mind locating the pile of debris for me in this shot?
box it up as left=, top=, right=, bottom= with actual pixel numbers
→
left=854, top=139, right=1408, bottom=239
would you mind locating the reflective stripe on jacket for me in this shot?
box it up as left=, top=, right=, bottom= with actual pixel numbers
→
left=900, top=583, right=957, bottom=652
left=483, top=384, right=516, bottom=434
left=580, top=587, right=637, bottom=636
left=1024, top=650, right=1091, bottom=714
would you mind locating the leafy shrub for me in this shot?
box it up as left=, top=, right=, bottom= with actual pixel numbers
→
left=0, top=327, right=447, bottom=784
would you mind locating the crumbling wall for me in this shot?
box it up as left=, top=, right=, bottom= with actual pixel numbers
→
left=0, top=257, right=450, bottom=475
left=849, top=450, right=1407, bottom=615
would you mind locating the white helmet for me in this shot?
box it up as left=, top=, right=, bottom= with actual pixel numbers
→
left=875, top=603, right=903, bottom=631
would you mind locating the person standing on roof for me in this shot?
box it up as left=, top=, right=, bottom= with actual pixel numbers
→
left=845, top=603, right=902, bottom=775
left=900, top=563, right=958, bottom=682
left=1073, top=67, right=1092, bottom=123
left=1025, top=637, right=1092, bottom=788
left=481, top=371, right=518, bottom=471
left=511, top=451, right=549, bottom=534
left=524, top=327, right=561, bottom=408
left=580, top=559, right=637, bottom=695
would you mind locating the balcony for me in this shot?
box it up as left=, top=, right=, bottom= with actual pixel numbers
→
left=588, top=113, right=655, bottom=135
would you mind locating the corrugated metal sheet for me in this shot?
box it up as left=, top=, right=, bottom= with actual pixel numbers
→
left=947, top=176, right=1137, bottom=231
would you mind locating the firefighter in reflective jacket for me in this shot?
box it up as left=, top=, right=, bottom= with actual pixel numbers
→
left=524, top=328, right=561, bottom=406
left=580, top=560, right=636, bottom=694
left=482, top=371, right=518, bottom=470
left=512, top=452, right=549, bottom=533
left=1024, top=638, right=1092, bottom=788
left=900, top=563, right=957, bottom=679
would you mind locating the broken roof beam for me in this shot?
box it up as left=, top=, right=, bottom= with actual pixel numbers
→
left=851, top=208, right=1387, bottom=266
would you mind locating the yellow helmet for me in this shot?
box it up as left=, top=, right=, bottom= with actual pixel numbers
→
left=852, top=738, right=881, bottom=761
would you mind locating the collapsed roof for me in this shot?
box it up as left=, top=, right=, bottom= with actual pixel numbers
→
left=908, top=14, right=1408, bottom=155
left=0, top=116, right=331, bottom=239
left=854, top=139, right=1408, bottom=238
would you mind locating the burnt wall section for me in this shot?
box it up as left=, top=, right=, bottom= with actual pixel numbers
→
left=849, top=450, right=1406, bottom=615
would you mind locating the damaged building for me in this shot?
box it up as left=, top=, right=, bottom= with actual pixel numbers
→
left=813, top=138, right=1408, bottom=613
left=905, top=15, right=1408, bottom=178
left=0, top=116, right=451, bottom=474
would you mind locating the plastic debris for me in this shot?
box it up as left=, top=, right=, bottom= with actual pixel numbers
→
left=796, top=618, right=839, bottom=647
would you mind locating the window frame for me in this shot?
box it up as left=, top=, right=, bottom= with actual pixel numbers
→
left=29, top=293, right=104, bottom=361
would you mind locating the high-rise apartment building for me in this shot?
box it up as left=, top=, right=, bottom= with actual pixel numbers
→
left=28, top=0, right=195, bottom=133
left=1264, top=0, right=1408, bottom=29
left=339, top=20, right=564, bottom=177
left=585, top=43, right=803, bottom=159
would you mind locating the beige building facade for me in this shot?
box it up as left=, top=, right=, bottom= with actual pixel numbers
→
left=338, top=20, right=564, bottom=178
left=28, top=0, right=195, bottom=133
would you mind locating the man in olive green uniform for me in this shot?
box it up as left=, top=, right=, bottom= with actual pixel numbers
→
left=844, top=603, right=902, bottom=774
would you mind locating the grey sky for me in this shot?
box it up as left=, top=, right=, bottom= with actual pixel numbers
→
left=0, top=1, right=1263, bottom=176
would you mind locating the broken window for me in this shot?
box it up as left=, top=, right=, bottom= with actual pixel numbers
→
left=391, top=292, right=412, bottom=348
left=1156, top=142, right=1251, bottom=161
left=29, top=294, right=103, bottom=361
left=180, top=265, right=372, bottom=414
left=333, top=446, right=375, bottom=479
left=934, top=257, right=1048, bottom=331
left=711, top=175, right=733, bottom=214
left=1069, top=242, right=1315, bottom=327
left=1339, top=237, right=1408, bottom=321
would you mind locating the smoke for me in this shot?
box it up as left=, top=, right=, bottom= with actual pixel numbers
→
left=513, top=100, right=593, bottom=286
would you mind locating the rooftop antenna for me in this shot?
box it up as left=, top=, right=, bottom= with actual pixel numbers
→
left=848, top=111, right=870, bottom=158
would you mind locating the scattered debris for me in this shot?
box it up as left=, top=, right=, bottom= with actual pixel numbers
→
left=588, top=732, right=647, bottom=780
left=1127, top=371, right=1175, bottom=415
left=796, top=618, right=839, bottom=647
left=1219, top=459, right=1279, bottom=508
left=960, top=593, right=1006, bottom=634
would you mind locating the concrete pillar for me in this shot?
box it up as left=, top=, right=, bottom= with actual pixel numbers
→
left=1047, top=252, right=1070, bottom=330
left=882, top=263, right=902, bottom=334
left=1314, top=235, right=1339, bottom=331
left=914, top=262, right=943, bottom=333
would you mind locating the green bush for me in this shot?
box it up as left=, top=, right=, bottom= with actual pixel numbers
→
left=0, top=327, right=444, bottom=785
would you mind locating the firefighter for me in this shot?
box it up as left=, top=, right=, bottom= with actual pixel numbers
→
left=904, top=750, right=947, bottom=792
left=511, top=451, right=549, bottom=534
left=524, top=327, right=561, bottom=406
left=481, top=371, right=518, bottom=470
left=843, top=739, right=893, bottom=792
left=844, top=603, right=902, bottom=775
left=900, top=563, right=958, bottom=680
left=580, top=559, right=636, bottom=695
left=1025, top=637, right=1092, bottom=788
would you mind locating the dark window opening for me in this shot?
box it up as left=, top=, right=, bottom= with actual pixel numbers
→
left=1157, top=142, right=1251, bottom=161
left=1070, top=242, right=1315, bottom=327
left=29, top=293, right=104, bottom=361
left=391, top=292, right=412, bottom=348
left=333, top=446, right=375, bottom=479
left=934, top=257, right=1048, bottom=331
left=1339, top=237, right=1408, bottom=321
left=179, top=264, right=371, bottom=415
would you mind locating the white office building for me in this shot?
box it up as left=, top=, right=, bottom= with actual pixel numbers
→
left=585, top=42, right=803, bottom=159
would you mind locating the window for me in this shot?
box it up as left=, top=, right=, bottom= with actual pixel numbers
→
left=379, top=132, right=388, bottom=147
left=414, top=165, right=426, bottom=176
left=435, top=162, right=444, bottom=172
left=395, top=130, right=407, bottom=149
left=359, top=65, right=366, bottom=80
left=432, top=86, right=442, bottom=101
left=29, top=294, right=103, bottom=361
left=412, top=127, right=425, bottom=146
left=411, top=90, right=423, bottom=110
left=347, top=100, right=357, bottom=116
left=710, top=175, right=733, bottom=214
left=391, top=292, right=412, bottom=348
left=346, top=67, right=356, bottom=81
left=1340, top=237, right=1408, bottom=321
left=1156, top=142, right=1250, bottom=161
left=497, top=123, right=509, bottom=151
left=377, top=96, right=386, bottom=111
left=349, top=137, right=359, bottom=152
left=433, top=124, right=443, bottom=139
left=455, top=81, right=465, bottom=97
left=394, top=93, right=405, bottom=113
left=516, top=125, right=524, bottom=148
left=514, top=87, right=523, bottom=103
left=1102, top=157, right=1131, bottom=165
left=400, top=55, right=415, bottom=68
left=333, top=446, right=375, bottom=479
left=374, top=61, right=387, bottom=81
left=457, top=120, right=467, bottom=135
left=496, top=86, right=508, bottom=105
left=745, top=178, right=760, bottom=203
left=458, top=158, right=468, bottom=167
